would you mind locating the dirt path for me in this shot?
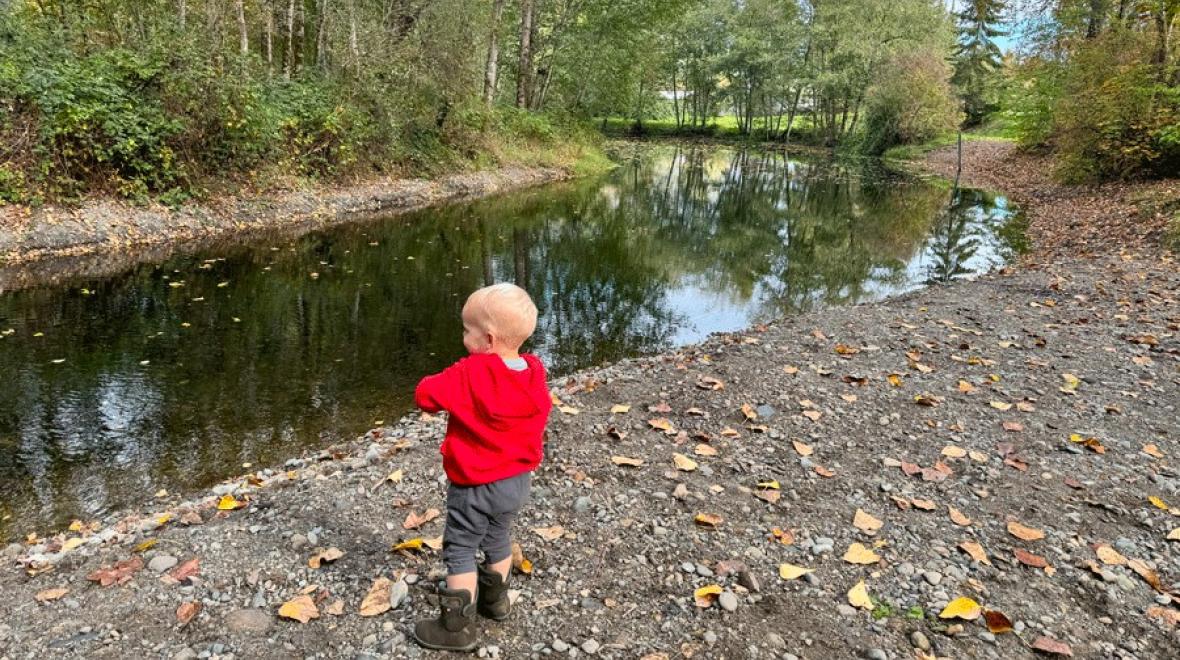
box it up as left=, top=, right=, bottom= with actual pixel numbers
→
left=0, top=146, right=1177, bottom=660
left=0, top=167, right=567, bottom=292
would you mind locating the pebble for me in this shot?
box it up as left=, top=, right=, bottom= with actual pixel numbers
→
left=863, top=649, right=888, bottom=660
left=573, top=496, right=592, bottom=513
left=837, top=604, right=858, bottom=617
left=766, top=632, right=786, bottom=649
left=811, top=537, right=834, bottom=555
left=390, top=579, right=409, bottom=609
left=681, top=562, right=696, bottom=573
left=704, top=631, right=718, bottom=644
left=552, top=640, right=570, bottom=653
left=290, top=534, right=308, bottom=550
left=580, top=639, right=600, bottom=655
left=2, top=543, right=22, bottom=559
left=149, top=555, right=179, bottom=573
left=897, top=562, right=916, bottom=577
left=718, top=591, right=739, bottom=612
left=910, top=631, right=930, bottom=651
left=923, top=571, right=943, bottom=586
left=174, top=648, right=198, bottom=660
left=224, top=609, right=273, bottom=634
left=978, top=631, right=996, bottom=644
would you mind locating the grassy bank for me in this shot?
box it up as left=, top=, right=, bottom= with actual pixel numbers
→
left=881, top=120, right=1018, bottom=162
left=597, top=116, right=822, bottom=144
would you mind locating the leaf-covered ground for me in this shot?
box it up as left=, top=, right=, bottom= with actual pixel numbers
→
left=0, top=147, right=1177, bottom=660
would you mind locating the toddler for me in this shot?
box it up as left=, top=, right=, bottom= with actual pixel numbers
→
left=411, top=283, right=552, bottom=651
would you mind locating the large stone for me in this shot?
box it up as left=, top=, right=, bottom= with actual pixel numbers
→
left=225, top=609, right=274, bottom=635
left=148, top=555, right=178, bottom=573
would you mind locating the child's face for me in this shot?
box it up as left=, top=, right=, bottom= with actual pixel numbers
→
left=461, top=306, right=493, bottom=355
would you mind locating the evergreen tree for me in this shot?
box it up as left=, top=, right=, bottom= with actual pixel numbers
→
left=952, top=0, right=1007, bottom=125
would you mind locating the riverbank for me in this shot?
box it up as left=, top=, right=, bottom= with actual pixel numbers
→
left=0, top=145, right=1177, bottom=660
left=0, top=166, right=576, bottom=293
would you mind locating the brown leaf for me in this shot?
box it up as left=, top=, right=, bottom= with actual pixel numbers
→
left=911, top=498, right=937, bottom=511
left=532, top=525, right=564, bottom=541
left=801, top=409, right=823, bottom=422
left=1146, top=606, right=1180, bottom=626
left=958, top=541, right=991, bottom=565
left=86, top=556, right=144, bottom=587
left=176, top=601, right=201, bottom=626
left=308, top=547, right=345, bottom=569
left=1143, top=444, right=1165, bottom=459
left=1002, top=421, right=1024, bottom=432
left=694, top=513, right=723, bottom=528
left=511, top=542, right=534, bottom=575
left=792, top=440, right=813, bottom=456
left=1094, top=544, right=1126, bottom=566
left=34, top=588, right=69, bottom=603
left=403, top=508, right=440, bottom=530
left=1030, top=636, right=1073, bottom=656
left=611, top=455, right=644, bottom=467
left=1127, top=559, right=1163, bottom=592
left=164, top=558, right=200, bottom=585
left=1004, top=455, right=1029, bottom=471
left=852, top=509, right=883, bottom=533
left=325, top=600, right=345, bottom=616
left=948, top=506, right=972, bottom=527
left=1007, top=521, right=1046, bottom=541
left=648, top=417, right=674, bottom=432
left=984, top=609, right=1014, bottom=634
left=696, top=376, right=725, bottom=391
left=279, top=594, right=320, bottom=623
left=813, top=465, right=835, bottom=477
left=1014, top=548, right=1049, bottom=568
left=359, top=578, right=392, bottom=617
left=753, top=489, right=781, bottom=504
left=900, top=461, right=922, bottom=476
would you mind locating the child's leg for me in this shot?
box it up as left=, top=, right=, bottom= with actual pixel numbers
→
left=478, top=472, right=530, bottom=578
left=441, top=484, right=488, bottom=599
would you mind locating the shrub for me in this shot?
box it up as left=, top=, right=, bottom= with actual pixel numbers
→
left=860, top=50, right=963, bottom=156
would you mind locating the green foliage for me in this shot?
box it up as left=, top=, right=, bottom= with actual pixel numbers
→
left=952, top=0, right=1007, bottom=125
left=860, top=50, right=963, bottom=156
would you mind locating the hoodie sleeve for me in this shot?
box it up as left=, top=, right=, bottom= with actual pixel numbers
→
left=415, top=359, right=467, bottom=413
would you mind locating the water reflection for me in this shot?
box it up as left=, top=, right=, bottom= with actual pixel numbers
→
left=0, top=146, right=1021, bottom=538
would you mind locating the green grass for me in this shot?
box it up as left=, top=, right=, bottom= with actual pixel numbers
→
left=597, top=115, right=819, bottom=143
left=882, top=118, right=1018, bottom=161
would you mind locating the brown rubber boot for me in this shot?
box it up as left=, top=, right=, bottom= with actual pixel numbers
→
left=412, top=586, right=478, bottom=652
left=476, top=564, right=512, bottom=621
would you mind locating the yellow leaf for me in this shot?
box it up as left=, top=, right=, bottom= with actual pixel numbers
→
left=278, top=595, right=320, bottom=623
left=968, top=450, right=988, bottom=463
left=61, top=537, right=85, bottom=552
left=648, top=418, right=674, bottom=432
left=134, top=539, right=157, bottom=553
left=957, top=380, right=977, bottom=394
left=989, top=401, right=1013, bottom=411
left=842, top=542, right=881, bottom=565
left=693, top=584, right=723, bottom=607
left=941, top=445, right=967, bottom=458
left=1143, top=444, right=1164, bottom=459
left=558, top=405, right=580, bottom=415
left=694, top=443, right=718, bottom=456
left=358, top=578, right=391, bottom=617
left=694, top=513, right=723, bottom=528
left=1007, top=521, right=1045, bottom=541
left=1060, top=373, right=1081, bottom=392
left=852, top=509, right=883, bottom=533
left=847, top=580, right=873, bottom=610
left=609, top=404, right=631, bottom=414
left=68, top=520, right=84, bottom=532
left=673, top=453, right=698, bottom=472
left=217, top=494, right=244, bottom=510
left=939, top=597, right=982, bottom=620
left=757, top=480, right=781, bottom=490
left=391, top=538, right=424, bottom=552
left=887, top=374, right=902, bottom=387
left=385, top=469, right=404, bottom=483
left=958, top=540, right=991, bottom=565
left=1095, top=544, right=1126, bottom=566
left=1167, top=529, right=1180, bottom=541
left=778, top=563, right=814, bottom=580
left=1149, top=496, right=1169, bottom=510
left=308, top=547, right=344, bottom=569
left=610, top=455, right=644, bottom=467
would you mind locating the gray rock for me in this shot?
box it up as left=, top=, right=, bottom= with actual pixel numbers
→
left=573, top=496, right=592, bottom=513
left=174, top=648, right=199, bottom=660
left=390, top=579, right=409, bottom=609
left=290, top=534, right=308, bottom=550
left=910, top=631, right=930, bottom=651
left=149, top=555, right=179, bottom=573
left=897, top=562, right=916, bottom=577
left=581, top=598, right=604, bottom=611
left=863, top=649, right=889, bottom=660
left=978, top=631, right=996, bottom=644
left=718, top=591, right=739, bottom=612
left=923, top=571, right=943, bottom=586
left=580, top=639, right=600, bottom=655
left=756, top=404, right=777, bottom=420
left=681, top=562, right=696, bottom=573
left=2, top=543, right=22, bottom=559
left=704, top=631, right=718, bottom=644
left=552, top=639, right=570, bottom=653
left=224, top=609, right=274, bottom=634
left=766, top=632, right=786, bottom=649
left=837, top=604, right=858, bottom=617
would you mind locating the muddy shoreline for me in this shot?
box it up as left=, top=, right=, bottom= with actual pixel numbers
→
left=0, top=167, right=568, bottom=293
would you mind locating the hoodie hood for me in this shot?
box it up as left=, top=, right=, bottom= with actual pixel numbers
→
left=468, top=353, right=551, bottom=431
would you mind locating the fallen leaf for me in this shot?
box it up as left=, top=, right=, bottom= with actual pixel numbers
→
left=1127, top=559, right=1163, bottom=591
left=1007, top=521, right=1045, bottom=541
left=753, top=489, right=781, bottom=504
left=279, top=595, right=320, bottom=623
left=86, top=557, right=144, bottom=587
left=969, top=450, right=988, bottom=463
left=900, top=461, right=922, bottom=476
left=423, top=536, right=443, bottom=551
left=673, top=453, right=698, bottom=472
left=1143, top=444, right=1165, bottom=458
left=1146, top=606, right=1180, bottom=626
left=1149, top=496, right=1169, bottom=510
left=792, top=440, right=813, bottom=456
left=911, top=498, right=937, bottom=511
left=1030, top=636, right=1073, bottom=656
left=740, top=403, right=758, bottom=420
left=648, top=418, right=674, bottom=432
left=720, top=427, right=740, bottom=437
left=957, top=380, right=977, bottom=394
left=958, top=541, right=991, bottom=565
left=771, top=527, right=796, bottom=545
left=385, top=469, right=404, bottom=483
left=852, top=509, right=883, bottom=533
left=694, top=513, right=723, bottom=528
left=359, top=578, right=391, bottom=617
left=694, top=444, right=718, bottom=457
left=1017, top=400, right=1036, bottom=412
left=511, top=542, right=533, bottom=574
left=532, top=525, right=564, bottom=541
left=693, top=584, right=723, bottom=607
left=308, top=547, right=345, bottom=569
left=984, top=609, right=1014, bottom=634
left=403, top=509, right=440, bottom=530
left=392, top=538, right=424, bottom=553
left=778, top=563, right=814, bottom=580
left=558, top=405, right=580, bottom=415
left=217, top=494, right=245, bottom=510
left=847, top=580, right=873, bottom=609
left=34, top=588, right=68, bottom=603
left=835, top=343, right=860, bottom=355
left=842, top=542, right=880, bottom=565
left=939, top=597, right=982, bottom=620
left=814, top=465, right=836, bottom=477
left=611, top=455, right=644, bottom=467
left=1060, top=373, right=1081, bottom=394
left=948, top=506, right=972, bottom=527
left=801, top=409, right=823, bottom=422
left=989, top=401, right=1013, bottom=411
left=914, top=393, right=943, bottom=407
left=941, top=445, right=967, bottom=459
left=1069, top=433, right=1105, bottom=454
left=1002, top=421, right=1024, bottom=432
left=840, top=393, right=858, bottom=403
left=783, top=365, right=799, bottom=375
left=887, top=374, right=902, bottom=387
left=325, top=600, right=345, bottom=616
left=1095, top=544, right=1126, bottom=566
left=1014, top=549, right=1049, bottom=568
left=1168, top=529, right=1180, bottom=541
left=176, top=601, right=200, bottom=625
left=609, top=404, right=631, bottom=414
left=696, top=376, right=725, bottom=391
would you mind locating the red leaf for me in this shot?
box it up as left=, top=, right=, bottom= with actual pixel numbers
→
left=176, top=601, right=201, bottom=625
left=1030, top=636, right=1073, bottom=656
left=163, top=558, right=200, bottom=585
left=1014, top=549, right=1049, bottom=568
left=86, top=557, right=144, bottom=587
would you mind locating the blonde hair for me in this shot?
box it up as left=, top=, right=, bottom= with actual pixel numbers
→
left=464, top=283, right=538, bottom=349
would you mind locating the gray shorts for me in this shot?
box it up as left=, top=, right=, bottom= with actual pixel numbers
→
left=442, top=472, right=531, bottom=575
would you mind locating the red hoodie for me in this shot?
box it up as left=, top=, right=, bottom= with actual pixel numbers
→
left=415, top=353, right=552, bottom=486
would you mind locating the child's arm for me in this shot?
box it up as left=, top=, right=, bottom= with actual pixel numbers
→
left=414, top=360, right=466, bottom=413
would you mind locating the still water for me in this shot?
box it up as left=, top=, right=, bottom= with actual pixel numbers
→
left=0, top=146, right=1022, bottom=539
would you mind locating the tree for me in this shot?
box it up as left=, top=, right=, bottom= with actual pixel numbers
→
left=516, top=0, right=534, bottom=108
left=484, top=0, right=506, bottom=106
left=952, top=0, right=1007, bottom=125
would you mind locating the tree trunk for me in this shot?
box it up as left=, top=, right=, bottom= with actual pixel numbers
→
left=516, top=0, right=534, bottom=108
left=671, top=64, right=681, bottom=129
left=178, top=0, right=187, bottom=31
left=236, top=0, right=249, bottom=56
left=316, top=0, right=332, bottom=69
left=285, top=0, right=296, bottom=79
left=347, top=0, right=360, bottom=71
left=1085, top=0, right=1104, bottom=38
left=266, top=1, right=275, bottom=73
left=296, top=0, right=305, bottom=74
left=484, top=0, right=506, bottom=107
